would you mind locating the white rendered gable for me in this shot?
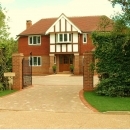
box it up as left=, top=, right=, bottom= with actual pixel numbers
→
left=45, top=13, right=81, bottom=35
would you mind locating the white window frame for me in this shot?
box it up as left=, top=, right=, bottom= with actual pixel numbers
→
left=83, top=33, right=87, bottom=44
left=57, top=33, right=72, bottom=43
left=29, top=56, right=42, bottom=66
left=28, top=35, right=41, bottom=45
left=54, top=56, right=56, bottom=64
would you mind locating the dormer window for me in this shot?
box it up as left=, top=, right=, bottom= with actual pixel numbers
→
left=83, top=33, right=87, bottom=44
left=28, top=35, right=41, bottom=45
left=57, top=33, right=72, bottom=43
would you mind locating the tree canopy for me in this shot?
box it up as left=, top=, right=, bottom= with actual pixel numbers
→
left=91, top=0, right=130, bottom=97
left=109, top=0, right=130, bottom=27
left=0, top=4, right=18, bottom=90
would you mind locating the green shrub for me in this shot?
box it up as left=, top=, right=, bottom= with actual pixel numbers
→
left=52, top=64, right=56, bottom=73
left=70, top=64, right=74, bottom=73
left=0, top=82, right=5, bottom=92
left=95, top=78, right=130, bottom=97
left=92, top=32, right=130, bottom=97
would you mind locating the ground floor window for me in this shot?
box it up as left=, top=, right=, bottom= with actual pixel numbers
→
left=29, top=56, right=42, bottom=66
left=54, top=56, right=56, bottom=64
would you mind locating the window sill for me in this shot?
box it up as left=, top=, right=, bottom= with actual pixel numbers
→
left=56, top=42, right=72, bottom=44
left=28, top=44, right=41, bottom=46
left=30, top=65, right=42, bottom=67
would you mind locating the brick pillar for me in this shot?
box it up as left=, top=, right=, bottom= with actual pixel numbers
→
left=74, top=53, right=80, bottom=75
left=83, top=52, right=94, bottom=91
left=49, top=54, right=54, bottom=74
left=12, top=53, right=24, bottom=90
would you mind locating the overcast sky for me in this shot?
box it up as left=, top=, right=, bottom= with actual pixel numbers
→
left=0, top=0, right=122, bottom=38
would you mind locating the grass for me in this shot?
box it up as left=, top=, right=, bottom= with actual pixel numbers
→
left=0, top=90, right=17, bottom=97
left=84, top=91, right=130, bottom=112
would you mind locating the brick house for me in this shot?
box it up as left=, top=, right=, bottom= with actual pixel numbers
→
left=17, top=13, right=110, bottom=75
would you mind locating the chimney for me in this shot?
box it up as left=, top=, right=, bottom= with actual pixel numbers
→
left=26, top=20, right=32, bottom=29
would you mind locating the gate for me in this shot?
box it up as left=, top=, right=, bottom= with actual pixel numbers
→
left=22, top=57, right=32, bottom=88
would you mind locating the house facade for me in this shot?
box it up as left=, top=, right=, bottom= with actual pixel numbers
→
left=18, top=13, right=109, bottom=75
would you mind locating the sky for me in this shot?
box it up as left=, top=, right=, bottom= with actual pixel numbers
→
left=0, top=0, right=122, bottom=39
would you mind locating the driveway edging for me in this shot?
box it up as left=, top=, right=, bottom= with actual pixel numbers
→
left=79, top=89, right=99, bottom=112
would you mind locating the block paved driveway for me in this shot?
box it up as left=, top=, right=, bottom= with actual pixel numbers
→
left=0, top=74, right=91, bottom=112
left=0, top=74, right=130, bottom=129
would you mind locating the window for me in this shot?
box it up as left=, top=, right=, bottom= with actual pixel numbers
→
left=57, top=33, right=72, bottom=43
left=54, top=56, right=56, bottom=64
left=59, top=34, right=63, bottom=42
left=28, top=35, right=41, bottom=45
left=64, top=34, right=67, bottom=41
left=69, top=34, right=71, bottom=41
left=83, top=33, right=87, bottom=44
left=29, top=56, right=41, bottom=66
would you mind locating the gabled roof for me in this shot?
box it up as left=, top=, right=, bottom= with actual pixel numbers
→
left=45, top=13, right=81, bottom=35
left=18, top=14, right=112, bottom=36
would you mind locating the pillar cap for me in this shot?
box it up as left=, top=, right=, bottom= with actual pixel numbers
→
left=74, top=53, right=79, bottom=56
left=12, top=53, right=24, bottom=57
left=49, top=54, right=54, bottom=56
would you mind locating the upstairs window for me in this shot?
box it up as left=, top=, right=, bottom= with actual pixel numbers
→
left=83, top=33, right=87, bottom=44
left=59, top=34, right=63, bottom=42
left=57, top=33, right=72, bottom=43
left=29, top=56, right=41, bottom=66
left=28, top=35, right=41, bottom=45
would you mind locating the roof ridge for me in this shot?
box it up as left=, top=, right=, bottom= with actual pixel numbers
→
left=68, top=15, right=104, bottom=18
left=41, top=15, right=104, bottom=20
left=41, top=17, right=57, bottom=20
left=18, top=14, right=112, bottom=36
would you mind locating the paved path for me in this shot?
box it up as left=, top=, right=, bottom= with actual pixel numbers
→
left=0, top=74, right=130, bottom=128
left=0, top=74, right=91, bottom=112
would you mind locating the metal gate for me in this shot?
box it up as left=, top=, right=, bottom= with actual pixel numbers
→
left=22, top=57, right=32, bottom=88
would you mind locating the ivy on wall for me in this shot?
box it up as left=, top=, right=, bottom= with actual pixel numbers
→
left=92, top=32, right=130, bottom=97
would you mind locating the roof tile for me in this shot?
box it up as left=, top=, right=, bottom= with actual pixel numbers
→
left=18, top=15, right=112, bottom=36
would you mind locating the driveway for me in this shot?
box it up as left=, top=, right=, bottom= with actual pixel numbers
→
left=0, top=74, right=91, bottom=112
left=0, top=74, right=129, bottom=128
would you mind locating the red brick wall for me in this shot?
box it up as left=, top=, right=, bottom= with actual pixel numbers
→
left=12, top=53, right=23, bottom=90
left=18, top=35, right=50, bottom=56
left=18, top=33, right=95, bottom=75
left=18, top=34, right=94, bottom=56
left=23, top=55, right=50, bottom=75
left=83, top=52, right=94, bottom=91
left=79, top=34, right=95, bottom=55
left=18, top=35, right=50, bottom=75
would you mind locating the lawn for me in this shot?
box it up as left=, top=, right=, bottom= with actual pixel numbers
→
left=84, top=91, right=130, bottom=112
left=0, top=90, right=17, bottom=97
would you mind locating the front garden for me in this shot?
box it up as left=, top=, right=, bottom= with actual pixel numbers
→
left=0, top=89, right=17, bottom=97
left=84, top=91, right=130, bottom=112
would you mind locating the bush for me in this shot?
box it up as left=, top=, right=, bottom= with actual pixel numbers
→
left=92, top=32, right=130, bottom=97
left=52, top=64, right=56, bottom=73
left=70, top=64, right=74, bottom=73
left=0, top=82, right=5, bottom=92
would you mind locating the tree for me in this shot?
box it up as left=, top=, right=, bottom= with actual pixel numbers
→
left=0, top=3, right=10, bottom=38
left=92, top=32, right=130, bottom=97
left=0, top=4, right=18, bottom=90
left=109, top=0, right=130, bottom=27
left=109, top=0, right=130, bottom=11
left=90, top=0, right=130, bottom=97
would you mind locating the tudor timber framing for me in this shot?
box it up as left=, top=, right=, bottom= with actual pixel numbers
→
left=45, top=13, right=81, bottom=35
left=48, top=13, right=81, bottom=54
left=50, top=33, right=79, bottom=53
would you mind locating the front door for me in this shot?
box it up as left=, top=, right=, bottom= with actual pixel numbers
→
left=59, top=54, right=73, bottom=72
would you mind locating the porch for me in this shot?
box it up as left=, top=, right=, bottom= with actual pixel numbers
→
left=49, top=53, right=80, bottom=74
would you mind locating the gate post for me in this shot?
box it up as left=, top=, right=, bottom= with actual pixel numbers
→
left=83, top=51, right=94, bottom=91
left=12, top=53, right=24, bottom=90
left=74, top=53, right=80, bottom=75
left=49, top=54, right=54, bottom=74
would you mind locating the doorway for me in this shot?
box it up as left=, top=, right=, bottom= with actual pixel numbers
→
left=59, top=54, right=73, bottom=72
